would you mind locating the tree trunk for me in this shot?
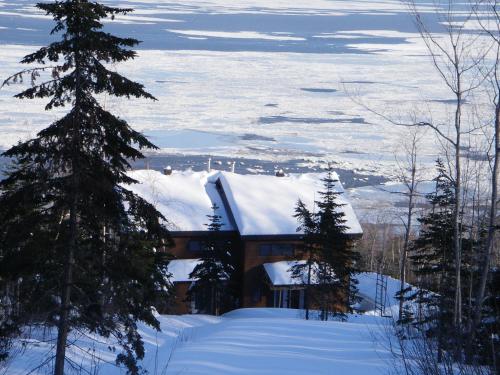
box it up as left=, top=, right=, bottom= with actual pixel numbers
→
left=473, top=98, right=500, bottom=330
left=54, top=197, right=77, bottom=375
left=398, top=163, right=416, bottom=321
left=453, top=89, right=463, bottom=353
left=305, top=260, right=312, bottom=320
left=54, top=34, right=82, bottom=374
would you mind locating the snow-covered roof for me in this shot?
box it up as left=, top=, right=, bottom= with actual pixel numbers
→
left=263, top=261, right=319, bottom=286
left=127, top=170, right=235, bottom=232
left=168, top=259, right=202, bottom=283
left=127, top=169, right=362, bottom=237
left=217, top=172, right=363, bottom=237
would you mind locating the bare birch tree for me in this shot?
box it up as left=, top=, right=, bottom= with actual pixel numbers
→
left=393, top=130, right=426, bottom=320
left=472, top=0, right=500, bottom=333
left=401, top=0, right=487, bottom=335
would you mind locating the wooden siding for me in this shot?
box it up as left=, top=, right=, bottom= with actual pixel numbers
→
left=241, top=239, right=303, bottom=307
left=167, top=234, right=351, bottom=315
left=172, top=282, right=192, bottom=315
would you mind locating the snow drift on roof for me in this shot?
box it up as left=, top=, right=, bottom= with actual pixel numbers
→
left=217, top=171, right=363, bottom=236
left=127, top=170, right=235, bottom=232
left=168, top=259, right=201, bottom=283
left=264, top=260, right=319, bottom=286
left=127, top=169, right=362, bottom=236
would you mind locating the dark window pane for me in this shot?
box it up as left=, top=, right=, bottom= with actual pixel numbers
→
left=259, top=244, right=294, bottom=256
left=259, top=244, right=272, bottom=256
left=187, top=240, right=203, bottom=252
left=271, top=245, right=281, bottom=256
left=282, top=245, right=294, bottom=256
left=273, top=244, right=293, bottom=256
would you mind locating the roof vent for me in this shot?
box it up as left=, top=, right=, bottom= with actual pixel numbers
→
left=275, top=169, right=285, bottom=177
left=163, top=166, right=172, bottom=176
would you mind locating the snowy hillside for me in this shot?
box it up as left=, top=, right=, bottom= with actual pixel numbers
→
left=4, top=309, right=396, bottom=375
left=3, top=272, right=404, bottom=375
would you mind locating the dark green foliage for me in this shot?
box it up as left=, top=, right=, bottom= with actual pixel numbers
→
left=292, top=167, right=360, bottom=321
left=402, top=159, right=480, bottom=360
left=188, top=205, right=237, bottom=315
left=398, top=159, right=500, bottom=372
left=474, top=268, right=500, bottom=371
left=401, top=160, right=456, bottom=362
left=0, top=1, right=172, bottom=373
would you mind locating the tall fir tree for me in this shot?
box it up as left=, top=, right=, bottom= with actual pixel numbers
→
left=292, top=167, right=360, bottom=321
left=292, top=199, right=317, bottom=321
left=402, top=159, right=476, bottom=360
left=188, top=204, right=236, bottom=315
left=0, top=1, right=172, bottom=374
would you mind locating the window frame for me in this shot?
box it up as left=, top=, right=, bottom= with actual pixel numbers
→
left=258, top=243, right=294, bottom=257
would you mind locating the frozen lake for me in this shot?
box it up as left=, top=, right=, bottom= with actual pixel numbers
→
left=0, top=0, right=485, bottom=181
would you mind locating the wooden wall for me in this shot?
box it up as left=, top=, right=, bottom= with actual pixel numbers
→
left=167, top=234, right=348, bottom=314
left=241, top=239, right=303, bottom=307
left=172, top=282, right=192, bottom=315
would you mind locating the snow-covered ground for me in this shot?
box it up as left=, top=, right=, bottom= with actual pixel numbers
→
left=2, top=272, right=405, bottom=375
left=3, top=310, right=396, bottom=375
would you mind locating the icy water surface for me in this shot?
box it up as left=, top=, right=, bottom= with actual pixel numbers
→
left=0, top=0, right=481, bottom=179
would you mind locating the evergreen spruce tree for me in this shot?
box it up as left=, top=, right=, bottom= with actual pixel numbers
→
left=482, top=268, right=500, bottom=370
left=403, top=160, right=460, bottom=358
left=188, top=204, right=236, bottom=315
left=292, top=200, right=318, bottom=321
left=0, top=1, right=172, bottom=374
left=292, top=167, right=360, bottom=321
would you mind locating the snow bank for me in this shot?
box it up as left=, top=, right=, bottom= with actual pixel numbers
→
left=163, top=308, right=394, bottom=375
left=5, top=309, right=398, bottom=375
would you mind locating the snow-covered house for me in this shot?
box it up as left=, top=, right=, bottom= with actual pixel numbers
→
left=127, top=169, right=363, bottom=314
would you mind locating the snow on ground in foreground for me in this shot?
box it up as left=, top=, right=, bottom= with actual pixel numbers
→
left=4, top=309, right=395, bottom=375
left=3, top=272, right=403, bottom=374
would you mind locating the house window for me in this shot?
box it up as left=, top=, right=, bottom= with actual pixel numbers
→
left=187, top=240, right=204, bottom=253
left=258, top=244, right=294, bottom=256
left=187, top=239, right=232, bottom=253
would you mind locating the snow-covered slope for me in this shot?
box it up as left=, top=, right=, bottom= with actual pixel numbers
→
left=355, top=272, right=414, bottom=315
left=3, top=272, right=407, bottom=375
left=4, top=308, right=395, bottom=375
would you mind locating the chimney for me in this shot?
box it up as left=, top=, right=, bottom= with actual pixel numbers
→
left=163, top=166, right=172, bottom=175
left=208, top=157, right=212, bottom=172
left=275, top=169, right=285, bottom=177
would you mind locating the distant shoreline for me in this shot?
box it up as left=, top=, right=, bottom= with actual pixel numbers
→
left=0, top=151, right=387, bottom=189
